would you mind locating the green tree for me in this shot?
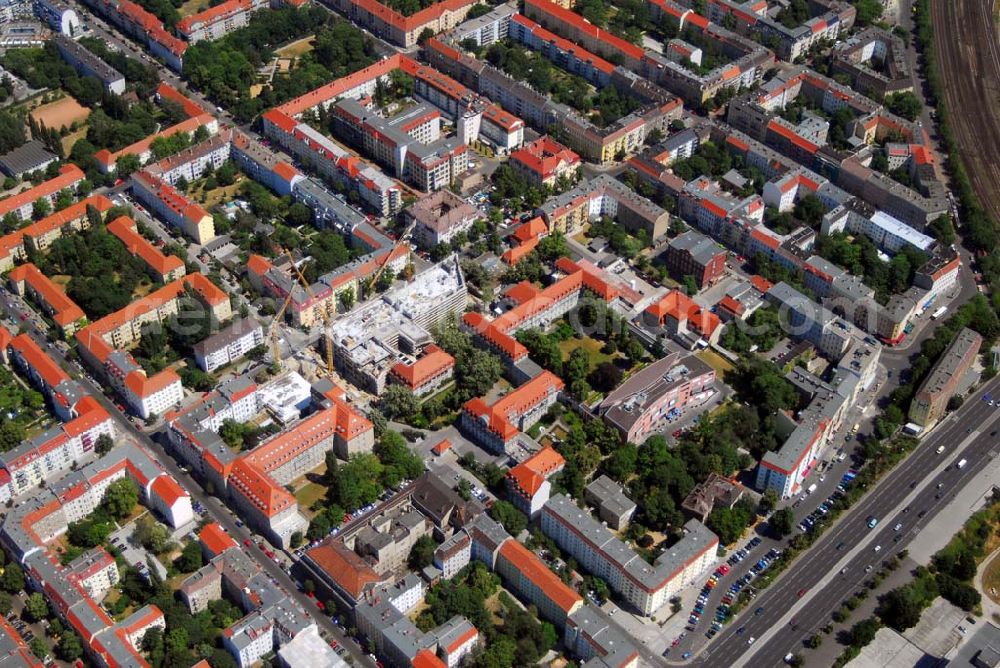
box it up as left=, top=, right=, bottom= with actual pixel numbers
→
left=176, top=541, right=204, bottom=572
left=134, top=515, right=171, bottom=553
left=489, top=500, right=528, bottom=536
left=380, top=384, right=418, bottom=421
left=29, top=637, right=48, bottom=660
left=103, top=478, right=139, bottom=519
left=95, top=433, right=114, bottom=455
left=32, top=197, right=51, bottom=220
left=57, top=632, right=83, bottom=662
left=849, top=617, right=881, bottom=647
left=338, top=287, right=356, bottom=311
left=24, top=592, right=48, bottom=622
left=770, top=507, right=795, bottom=537
left=0, top=563, right=23, bottom=593
left=408, top=534, right=438, bottom=570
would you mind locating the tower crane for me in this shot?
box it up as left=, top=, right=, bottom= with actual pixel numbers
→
left=284, top=249, right=335, bottom=377
left=268, top=291, right=294, bottom=370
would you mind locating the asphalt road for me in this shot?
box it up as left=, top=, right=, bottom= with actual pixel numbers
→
left=0, top=293, right=374, bottom=667
left=689, top=375, right=1000, bottom=668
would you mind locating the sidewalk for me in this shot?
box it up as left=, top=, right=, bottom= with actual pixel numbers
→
left=974, top=546, right=1000, bottom=621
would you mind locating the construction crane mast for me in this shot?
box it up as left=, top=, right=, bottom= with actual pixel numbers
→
left=268, top=291, right=294, bottom=370
left=285, top=249, right=335, bottom=377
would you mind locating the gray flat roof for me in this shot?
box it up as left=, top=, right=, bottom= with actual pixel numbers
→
left=0, top=141, right=56, bottom=176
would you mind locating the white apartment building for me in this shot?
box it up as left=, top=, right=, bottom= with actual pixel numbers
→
left=540, top=494, right=718, bottom=616
left=193, top=318, right=265, bottom=373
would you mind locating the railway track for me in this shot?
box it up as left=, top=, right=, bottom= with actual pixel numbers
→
left=932, top=0, right=1000, bottom=220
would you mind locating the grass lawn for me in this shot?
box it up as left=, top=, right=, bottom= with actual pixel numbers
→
left=697, top=349, right=736, bottom=375
left=983, top=541, right=1000, bottom=606
left=294, top=482, right=327, bottom=515
left=276, top=36, right=316, bottom=58
left=559, top=336, right=613, bottom=365
left=191, top=176, right=244, bottom=208
left=131, top=281, right=157, bottom=299
left=62, top=126, right=88, bottom=155
left=178, top=0, right=211, bottom=17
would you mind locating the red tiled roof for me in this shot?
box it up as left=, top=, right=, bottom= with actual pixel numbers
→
left=645, top=290, right=721, bottom=337
left=498, top=539, right=582, bottom=613
left=107, top=216, right=184, bottom=278
left=749, top=275, right=774, bottom=293
left=506, top=447, right=564, bottom=498
left=413, top=649, right=448, bottom=668
left=463, top=371, right=563, bottom=442
left=98, top=115, right=212, bottom=169
left=8, top=263, right=85, bottom=327
left=247, top=254, right=272, bottom=277
left=198, top=522, right=237, bottom=557
left=389, top=344, right=454, bottom=390
left=9, top=333, right=69, bottom=389
left=511, top=136, right=581, bottom=181
left=76, top=273, right=227, bottom=366
left=523, top=0, right=644, bottom=62
left=125, top=368, right=181, bottom=399
left=150, top=474, right=186, bottom=507
left=0, top=164, right=84, bottom=219
left=749, top=227, right=780, bottom=250
left=305, top=541, right=380, bottom=600
left=717, top=294, right=745, bottom=316
left=340, top=0, right=476, bottom=35
left=0, top=195, right=112, bottom=263
left=155, top=83, right=206, bottom=119
left=766, top=118, right=819, bottom=155
left=445, top=625, right=478, bottom=654
left=432, top=439, right=451, bottom=455
left=501, top=236, right=539, bottom=265
left=233, top=400, right=372, bottom=517
left=512, top=217, right=548, bottom=244
left=462, top=312, right=528, bottom=361
left=177, top=0, right=252, bottom=34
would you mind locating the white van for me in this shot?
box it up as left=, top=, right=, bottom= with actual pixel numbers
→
left=958, top=458, right=967, bottom=469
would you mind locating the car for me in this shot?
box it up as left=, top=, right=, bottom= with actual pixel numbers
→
left=894, top=523, right=903, bottom=531
left=873, top=545, right=882, bottom=553
left=867, top=517, right=878, bottom=528
left=736, top=626, right=746, bottom=635
left=797, top=588, right=807, bottom=597
left=243, top=539, right=251, bottom=547
left=682, top=652, right=692, bottom=659
left=836, top=541, right=845, bottom=550
left=747, top=637, right=756, bottom=645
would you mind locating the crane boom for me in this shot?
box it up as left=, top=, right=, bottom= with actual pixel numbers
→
left=368, top=220, right=416, bottom=294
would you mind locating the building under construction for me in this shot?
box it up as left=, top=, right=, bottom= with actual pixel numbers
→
left=328, top=256, right=467, bottom=394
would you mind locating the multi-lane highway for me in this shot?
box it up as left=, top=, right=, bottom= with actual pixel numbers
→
left=690, top=375, right=1000, bottom=667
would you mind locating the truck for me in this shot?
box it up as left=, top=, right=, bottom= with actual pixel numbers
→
left=931, top=306, right=948, bottom=320
left=958, top=458, right=967, bottom=469
left=806, top=483, right=818, bottom=495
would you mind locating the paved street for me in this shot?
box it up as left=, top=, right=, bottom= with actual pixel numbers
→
left=0, top=296, right=375, bottom=667
left=689, top=377, right=1000, bottom=668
